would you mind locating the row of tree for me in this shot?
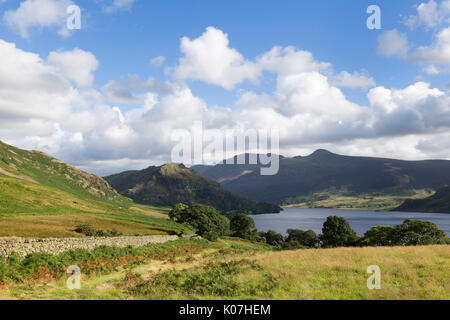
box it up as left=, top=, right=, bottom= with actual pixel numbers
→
left=169, top=204, right=449, bottom=248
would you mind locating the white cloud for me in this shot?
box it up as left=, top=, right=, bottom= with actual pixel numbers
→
left=174, top=27, right=261, bottom=90
left=332, top=71, right=376, bottom=89
left=377, top=29, right=410, bottom=58
left=3, top=0, right=73, bottom=38
left=102, top=74, right=172, bottom=104
left=103, top=0, right=135, bottom=14
left=2, top=27, right=450, bottom=175
left=150, top=56, right=165, bottom=66
left=410, top=26, right=450, bottom=64
left=403, top=0, right=450, bottom=29
left=47, top=49, right=99, bottom=87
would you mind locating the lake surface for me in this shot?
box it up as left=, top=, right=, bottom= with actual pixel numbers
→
left=249, top=208, right=450, bottom=236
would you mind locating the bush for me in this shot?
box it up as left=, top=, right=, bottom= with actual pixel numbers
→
left=281, top=240, right=306, bottom=250
left=320, top=216, right=359, bottom=248
left=74, top=224, right=123, bottom=237
left=286, top=229, right=318, bottom=248
left=361, top=225, right=395, bottom=246
left=260, top=230, right=284, bottom=247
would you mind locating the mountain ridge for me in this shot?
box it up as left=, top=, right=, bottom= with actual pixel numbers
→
left=105, top=163, right=281, bottom=214
left=191, top=150, right=450, bottom=205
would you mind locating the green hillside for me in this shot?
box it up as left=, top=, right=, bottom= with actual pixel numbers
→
left=396, top=186, right=450, bottom=213
left=105, top=163, right=281, bottom=214
left=0, top=141, right=189, bottom=236
left=192, top=150, right=450, bottom=206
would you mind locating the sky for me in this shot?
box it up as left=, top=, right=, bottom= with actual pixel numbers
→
left=0, top=0, right=449, bottom=175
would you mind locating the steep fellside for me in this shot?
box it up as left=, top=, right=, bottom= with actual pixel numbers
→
left=105, top=163, right=281, bottom=214
left=192, top=150, right=450, bottom=205
left=395, top=186, right=450, bottom=213
left=0, top=140, right=188, bottom=236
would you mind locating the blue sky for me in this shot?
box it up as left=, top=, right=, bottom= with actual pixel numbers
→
left=0, top=0, right=449, bottom=174
left=1, top=0, right=447, bottom=105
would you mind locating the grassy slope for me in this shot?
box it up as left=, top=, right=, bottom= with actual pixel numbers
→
left=396, top=186, right=450, bottom=213
left=0, top=141, right=190, bottom=236
left=1, top=238, right=448, bottom=300
left=283, top=189, right=435, bottom=211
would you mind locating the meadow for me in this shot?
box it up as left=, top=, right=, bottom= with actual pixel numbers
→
left=0, top=238, right=448, bottom=300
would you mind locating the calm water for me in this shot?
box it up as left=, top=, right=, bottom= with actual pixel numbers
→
left=249, top=208, right=450, bottom=236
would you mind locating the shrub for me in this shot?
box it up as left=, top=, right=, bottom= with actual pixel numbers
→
left=74, top=224, right=123, bottom=237
left=260, top=230, right=284, bottom=247
left=281, top=240, right=306, bottom=250
left=286, top=229, right=318, bottom=248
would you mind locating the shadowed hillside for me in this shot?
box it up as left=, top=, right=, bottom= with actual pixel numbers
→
left=192, top=150, right=450, bottom=205
left=105, top=163, right=281, bottom=214
left=396, top=186, right=450, bottom=213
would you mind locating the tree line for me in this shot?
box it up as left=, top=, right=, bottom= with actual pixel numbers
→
left=169, top=204, right=449, bottom=248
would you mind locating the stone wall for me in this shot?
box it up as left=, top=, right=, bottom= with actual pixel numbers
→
left=0, top=235, right=179, bottom=258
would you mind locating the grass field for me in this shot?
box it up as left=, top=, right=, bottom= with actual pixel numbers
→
left=0, top=238, right=448, bottom=300
left=283, top=189, right=435, bottom=211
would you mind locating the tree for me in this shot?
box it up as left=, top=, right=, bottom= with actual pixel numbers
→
left=168, top=203, right=188, bottom=221
left=230, top=214, right=257, bottom=240
left=362, top=225, right=395, bottom=246
left=321, top=216, right=359, bottom=248
left=261, top=230, right=284, bottom=247
left=170, top=204, right=230, bottom=241
left=281, top=240, right=305, bottom=250
left=286, top=229, right=318, bottom=248
left=391, top=219, right=448, bottom=246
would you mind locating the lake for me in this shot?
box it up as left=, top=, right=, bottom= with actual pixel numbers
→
left=249, top=208, right=450, bottom=236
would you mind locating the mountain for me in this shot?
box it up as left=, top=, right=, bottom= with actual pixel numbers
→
left=395, top=186, right=450, bottom=213
left=104, top=163, right=281, bottom=214
left=191, top=150, right=450, bottom=205
left=0, top=140, right=187, bottom=237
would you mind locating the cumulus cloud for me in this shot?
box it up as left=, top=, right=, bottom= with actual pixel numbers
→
left=377, top=29, right=410, bottom=58
left=102, top=75, right=172, bottom=104
left=3, top=0, right=73, bottom=38
left=403, top=0, right=450, bottom=29
left=410, top=26, right=450, bottom=64
left=332, top=71, right=376, bottom=89
left=1, top=27, right=450, bottom=175
left=174, top=27, right=261, bottom=90
left=47, top=49, right=99, bottom=87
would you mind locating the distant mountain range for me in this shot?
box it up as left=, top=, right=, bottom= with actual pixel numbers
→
left=396, top=186, right=450, bottom=213
left=192, top=150, right=450, bottom=206
left=104, top=163, right=281, bottom=214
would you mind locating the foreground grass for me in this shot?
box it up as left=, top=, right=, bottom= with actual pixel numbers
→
left=284, top=189, right=434, bottom=211
left=0, top=239, right=448, bottom=300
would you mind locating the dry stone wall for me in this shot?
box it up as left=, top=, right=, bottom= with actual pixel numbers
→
left=0, top=235, right=179, bottom=258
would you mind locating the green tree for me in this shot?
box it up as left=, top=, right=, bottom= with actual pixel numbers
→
left=321, top=216, right=359, bottom=248
left=168, top=203, right=189, bottom=221
left=281, top=240, right=305, bottom=250
left=391, top=219, right=448, bottom=246
left=286, top=229, right=318, bottom=248
left=171, top=204, right=230, bottom=241
left=261, top=230, right=284, bottom=247
left=230, top=214, right=257, bottom=240
left=362, top=225, right=395, bottom=246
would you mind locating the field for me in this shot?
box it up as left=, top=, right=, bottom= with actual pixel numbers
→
left=283, top=189, right=435, bottom=211
left=0, top=238, right=448, bottom=300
